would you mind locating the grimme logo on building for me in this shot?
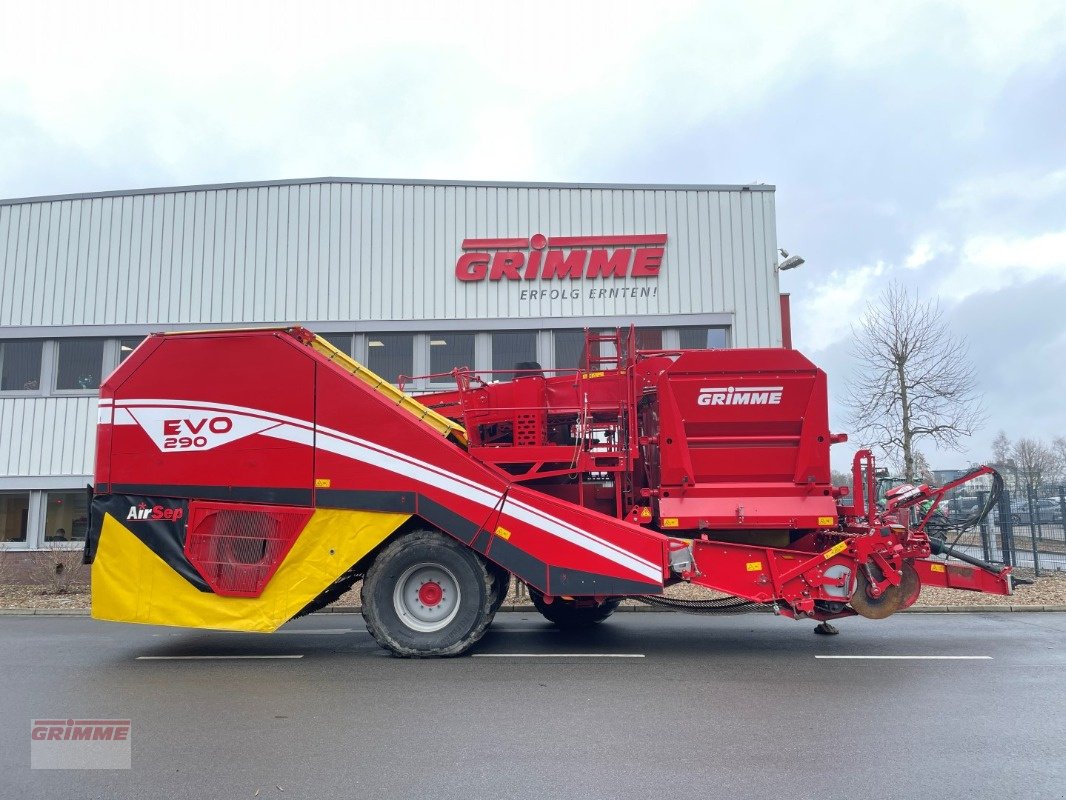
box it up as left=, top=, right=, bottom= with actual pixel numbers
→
left=455, top=233, right=667, bottom=282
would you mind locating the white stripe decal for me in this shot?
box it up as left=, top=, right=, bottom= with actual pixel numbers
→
left=500, top=499, right=660, bottom=579
left=108, top=399, right=662, bottom=582
left=303, top=422, right=657, bottom=573
left=507, top=496, right=650, bottom=569
left=262, top=425, right=315, bottom=447
left=114, top=399, right=501, bottom=499
left=267, top=424, right=660, bottom=580
left=117, top=398, right=314, bottom=430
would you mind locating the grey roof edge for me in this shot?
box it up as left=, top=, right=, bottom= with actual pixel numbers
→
left=0, top=176, right=776, bottom=206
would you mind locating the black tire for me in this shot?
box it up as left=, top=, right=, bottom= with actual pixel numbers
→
left=361, top=530, right=494, bottom=657
left=528, top=587, right=621, bottom=628
left=488, top=564, right=511, bottom=615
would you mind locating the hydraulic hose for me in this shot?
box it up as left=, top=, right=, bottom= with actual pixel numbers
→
left=926, top=537, right=1031, bottom=584
left=927, top=536, right=1003, bottom=572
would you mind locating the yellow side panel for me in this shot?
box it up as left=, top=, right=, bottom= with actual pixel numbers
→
left=91, top=508, right=409, bottom=632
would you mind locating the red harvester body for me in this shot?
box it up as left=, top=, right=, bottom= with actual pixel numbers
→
left=85, top=326, right=1012, bottom=656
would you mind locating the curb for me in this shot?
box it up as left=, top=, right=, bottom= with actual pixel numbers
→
left=900, top=604, right=1066, bottom=613
left=0, top=608, right=92, bottom=616
left=3, top=604, right=1066, bottom=617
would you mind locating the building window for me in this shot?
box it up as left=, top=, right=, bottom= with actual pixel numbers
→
left=56, top=339, right=105, bottom=391
left=366, top=333, right=414, bottom=384
left=491, top=331, right=538, bottom=381
left=553, top=330, right=586, bottom=372
left=0, top=493, right=30, bottom=543
left=0, top=340, right=43, bottom=391
left=44, top=491, right=89, bottom=542
left=429, top=333, right=474, bottom=386
left=621, top=327, right=663, bottom=351
left=554, top=328, right=628, bottom=371
left=679, top=327, right=729, bottom=349
left=119, top=337, right=145, bottom=362
left=319, top=333, right=353, bottom=355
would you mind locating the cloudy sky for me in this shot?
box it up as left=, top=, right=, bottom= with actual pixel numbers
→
left=2, top=0, right=1063, bottom=471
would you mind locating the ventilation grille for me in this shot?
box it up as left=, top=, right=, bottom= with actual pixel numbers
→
left=185, top=502, right=313, bottom=597
left=515, top=413, right=540, bottom=446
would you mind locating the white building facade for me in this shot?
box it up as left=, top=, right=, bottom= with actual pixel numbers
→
left=0, top=177, right=784, bottom=549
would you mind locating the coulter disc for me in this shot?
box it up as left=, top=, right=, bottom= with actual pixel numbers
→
left=850, top=565, right=907, bottom=620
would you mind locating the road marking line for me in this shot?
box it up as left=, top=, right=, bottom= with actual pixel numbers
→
left=136, top=655, right=304, bottom=660
left=815, top=655, right=992, bottom=660
left=472, top=653, right=645, bottom=658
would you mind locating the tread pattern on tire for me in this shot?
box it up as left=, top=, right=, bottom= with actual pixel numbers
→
left=361, top=529, right=495, bottom=657
left=488, top=564, right=511, bottom=615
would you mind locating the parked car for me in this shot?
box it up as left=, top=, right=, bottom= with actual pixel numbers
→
left=951, top=495, right=982, bottom=517
left=1007, top=498, right=1064, bottom=524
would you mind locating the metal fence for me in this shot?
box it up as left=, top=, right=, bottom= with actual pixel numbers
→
left=942, top=486, right=1066, bottom=576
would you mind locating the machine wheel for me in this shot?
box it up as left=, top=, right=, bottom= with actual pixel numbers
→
left=361, top=530, right=494, bottom=657
left=528, top=588, right=621, bottom=628
left=899, top=562, right=922, bottom=609
left=488, top=565, right=511, bottom=615
left=849, top=562, right=919, bottom=620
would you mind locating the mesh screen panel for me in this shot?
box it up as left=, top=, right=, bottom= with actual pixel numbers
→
left=185, top=503, right=313, bottom=597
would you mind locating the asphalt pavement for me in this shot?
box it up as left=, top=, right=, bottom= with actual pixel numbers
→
left=2, top=611, right=1064, bottom=800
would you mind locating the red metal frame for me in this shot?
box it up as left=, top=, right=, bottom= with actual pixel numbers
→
left=414, top=329, right=1012, bottom=615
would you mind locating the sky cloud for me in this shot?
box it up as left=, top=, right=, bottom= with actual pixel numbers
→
left=799, top=261, right=889, bottom=352
left=951, top=230, right=1066, bottom=298
left=939, top=167, right=1066, bottom=214
left=903, top=235, right=953, bottom=270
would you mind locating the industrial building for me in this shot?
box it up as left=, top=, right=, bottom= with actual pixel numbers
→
left=0, top=177, right=787, bottom=550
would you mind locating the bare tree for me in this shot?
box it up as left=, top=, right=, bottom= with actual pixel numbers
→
left=845, top=282, right=985, bottom=481
left=990, top=430, right=1020, bottom=490
left=0, top=542, right=15, bottom=586
left=1052, top=436, right=1066, bottom=485
left=912, top=450, right=936, bottom=485
left=33, top=541, right=86, bottom=594
left=991, top=430, right=1012, bottom=465
left=1011, top=437, right=1060, bottom=491
left=830, top=469, right=854, bottom=492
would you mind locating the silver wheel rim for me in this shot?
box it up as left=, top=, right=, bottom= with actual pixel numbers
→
left=393, top=562, right=461, bottom=633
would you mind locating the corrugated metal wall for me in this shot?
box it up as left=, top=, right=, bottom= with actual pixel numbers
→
left=0, top=179, right=780, bottom=483
left=0, top=180, right=779, bottom=345
left=0, top=397, right=96, bottom=477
